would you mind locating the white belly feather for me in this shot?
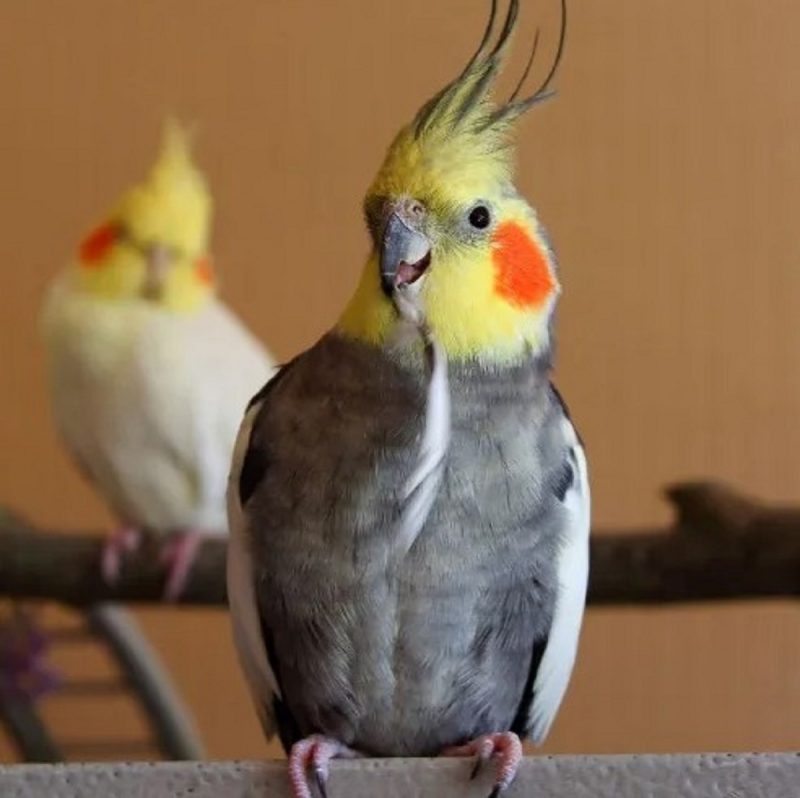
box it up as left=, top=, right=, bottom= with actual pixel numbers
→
left=42, top=277, right=274, bottom=534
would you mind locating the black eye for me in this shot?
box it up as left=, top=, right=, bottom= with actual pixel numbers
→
left=468, top=205, right=491, bottom=229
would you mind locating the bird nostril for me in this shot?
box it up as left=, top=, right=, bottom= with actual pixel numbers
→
left=409, top=201, right=424, bottom=217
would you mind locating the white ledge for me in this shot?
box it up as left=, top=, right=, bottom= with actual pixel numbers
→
left=1, top=754, right=799, bottom=797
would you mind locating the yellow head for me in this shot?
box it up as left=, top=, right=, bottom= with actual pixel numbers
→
left=339, top=0, right=567, bottom=363
left=72, top=120, right=215, bottom=313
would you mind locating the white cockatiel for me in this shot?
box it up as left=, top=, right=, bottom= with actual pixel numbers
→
left=42, top=121, right=274, bottom=598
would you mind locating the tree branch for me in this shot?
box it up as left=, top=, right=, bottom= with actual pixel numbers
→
left=589, top=482, right=800, bottom=604
left=1, top=482, right=798, bottom=606
left=0, top=510, right=225, bottom=606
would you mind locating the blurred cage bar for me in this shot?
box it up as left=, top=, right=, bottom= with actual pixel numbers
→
left=0, top=601, right=203, bottom=763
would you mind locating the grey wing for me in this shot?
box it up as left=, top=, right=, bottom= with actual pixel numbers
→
left=521, top=407, right=590, bottom=744
left=225, top=381, right=282, bottom=740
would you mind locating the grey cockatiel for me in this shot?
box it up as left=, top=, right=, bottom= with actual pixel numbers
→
left=227, top=2, right=587, bottom=797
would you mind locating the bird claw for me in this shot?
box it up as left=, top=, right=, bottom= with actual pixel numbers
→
left=466, top=735, right=496, bottom=780
left=288, top=734, right=359, bottom=798
left=313, top=769, right=329, bottom=798
left=442, top=732, right=523, bottom=798
left=100, top=527, right=142, bottom=585
left=159, top=530, right=203, bottom=601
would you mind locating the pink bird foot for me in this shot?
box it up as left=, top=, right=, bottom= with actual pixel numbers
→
left=288, top=734, right=360, bottom=798
left=159, top=530, right=203, bottom=601
left=443, top=731, right=523, bottom=798
left=100, top=526, right=142, bottom=585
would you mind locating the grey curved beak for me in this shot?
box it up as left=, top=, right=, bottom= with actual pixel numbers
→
left=380, top=213, right=431, bottom=296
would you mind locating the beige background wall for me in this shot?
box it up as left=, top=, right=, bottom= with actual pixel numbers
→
left=0, top=0, right=798, bottom=760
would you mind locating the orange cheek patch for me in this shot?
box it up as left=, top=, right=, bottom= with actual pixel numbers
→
left=194, top=254, right=215, bottom=285
left=78, top=222, right=117, bottom=266
left=491, top=221, right=557, bottom=308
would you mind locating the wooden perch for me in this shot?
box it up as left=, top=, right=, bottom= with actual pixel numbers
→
left=590, top=482, right=800, bottom=603
left=0, top=482, right=798, bottom=607
left=0, top=510, right=225, bottom=606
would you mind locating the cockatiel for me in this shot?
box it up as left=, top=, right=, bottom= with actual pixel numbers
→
left=42, top=121, right=274, bottom=599
left=228, top=2, right=586, bottom=797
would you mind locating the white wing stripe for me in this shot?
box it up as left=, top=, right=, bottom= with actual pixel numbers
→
left=226, top=397, right=279, bottom=735
left=529, top=419, right=590, bottom=743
